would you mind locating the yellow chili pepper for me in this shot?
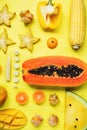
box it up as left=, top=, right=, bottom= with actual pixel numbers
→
left=37, top=0, right=62, bottom=31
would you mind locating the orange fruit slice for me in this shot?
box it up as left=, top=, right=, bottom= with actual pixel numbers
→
left=33, top=90, right=45, bottom=104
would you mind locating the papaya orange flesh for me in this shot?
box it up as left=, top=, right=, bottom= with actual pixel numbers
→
left=22, top=56, right=87, bottom=87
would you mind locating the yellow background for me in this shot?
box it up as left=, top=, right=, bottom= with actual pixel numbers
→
left=0, top=0, right=87, bottom=130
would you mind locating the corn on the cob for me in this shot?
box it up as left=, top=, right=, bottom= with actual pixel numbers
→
left=70, top=0, right=86, bottom=50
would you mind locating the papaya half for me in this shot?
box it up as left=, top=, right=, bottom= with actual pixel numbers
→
left=22, top=56, right=87, bottom=87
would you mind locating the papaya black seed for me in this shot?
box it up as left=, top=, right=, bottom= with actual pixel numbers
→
left=28, top=64, right=83, bottom=78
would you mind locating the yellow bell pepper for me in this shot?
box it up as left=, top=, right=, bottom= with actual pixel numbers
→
left=37, top=0, right=62, bottom=31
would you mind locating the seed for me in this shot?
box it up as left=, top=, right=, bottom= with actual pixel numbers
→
left=74, top=125, right=77, bottom=128
left=75, top=118, right=78, bottom=121
left=69, top=104, right=72, bottom=106
left=28, top=64, right=83, bottom=78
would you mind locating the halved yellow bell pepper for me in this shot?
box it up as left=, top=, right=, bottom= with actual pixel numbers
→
left=37, top=0, right=62, bottom=31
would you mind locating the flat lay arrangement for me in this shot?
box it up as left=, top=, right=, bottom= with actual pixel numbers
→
left=0, top=0, right=87, bottom=130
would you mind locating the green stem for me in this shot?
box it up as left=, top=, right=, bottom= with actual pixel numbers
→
left=48, top=0, right=52, bottom=5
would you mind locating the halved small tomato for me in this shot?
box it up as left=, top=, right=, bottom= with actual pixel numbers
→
left=33, top=90, right=45, bottom=104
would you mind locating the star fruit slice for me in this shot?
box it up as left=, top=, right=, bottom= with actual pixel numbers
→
left=0, top=29, right=15, bottom=53
left=19, top=29, right=40, bottom=52
left=0, top=4, right=16, bottom=27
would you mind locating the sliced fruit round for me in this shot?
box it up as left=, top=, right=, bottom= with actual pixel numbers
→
left=16, top=92, right=29, bottom=105
left=65, top=91, right=87, bottom=130
left=33, top=90, right=45, bottom=104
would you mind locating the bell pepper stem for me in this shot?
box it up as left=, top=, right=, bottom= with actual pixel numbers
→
left=48, top=0, right=53, bottom=5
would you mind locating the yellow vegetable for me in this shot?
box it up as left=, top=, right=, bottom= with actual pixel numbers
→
left=37, top=0, right=62, bottom=31
left=70, top=0, right=86, bottom=50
